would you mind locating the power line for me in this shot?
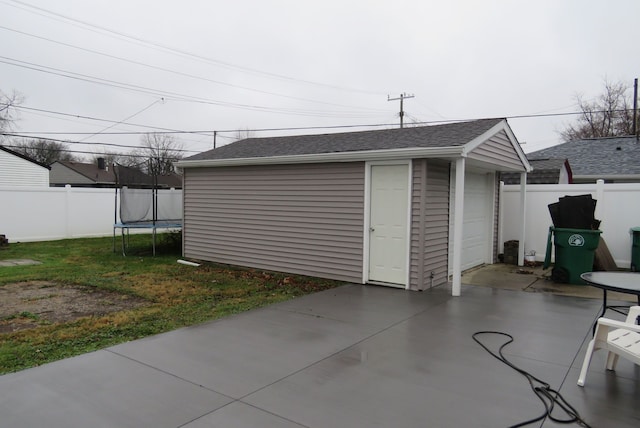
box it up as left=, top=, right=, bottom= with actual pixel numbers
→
left=6, top=104, right=633, bottom=136
left=3, top=0, right=385, bottom=96
left=0, top=142, right=163, bottom=159
left=4, top=103, right=214, bottom=135
left=0, top=24, right=389, bottom=113
left=0, top=55, right=389, bottom=119
left=15, top=107, right=214, bottom=149
left=7, top=97, right=638, bottom=150
left=79, top=98, right=165, bottom=142
left=1, top=132, right=200, bottom=154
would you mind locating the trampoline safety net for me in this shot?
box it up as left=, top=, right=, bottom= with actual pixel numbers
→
left=119, top=187, right=182, bottom=224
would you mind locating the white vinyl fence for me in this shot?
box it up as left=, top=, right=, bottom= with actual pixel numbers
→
left=500, top=180, right=640, bottom=269
left=3, top=182, right=638, bottom=269
left=0, top=185, right=182, bottom=243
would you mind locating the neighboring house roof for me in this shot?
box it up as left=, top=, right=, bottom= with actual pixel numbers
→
left=501, top=158, right=572, bottom=184
left=113, top=164, right=151, bottom=187
left=178, top=118, right=530, bottom=172
left=156, top=173, right=182, bottom=189
left=50, top=160, right=180, bottom=188
left=0, top=145, right=51, bottom=170
left=50, top=160, right=117, bottom=187
left=115, top=165, right=182, bottom=188
left=526, top=136, right=640, bottom=182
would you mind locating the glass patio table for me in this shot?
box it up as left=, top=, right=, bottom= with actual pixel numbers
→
left=580, top=272, right=640, bottom=324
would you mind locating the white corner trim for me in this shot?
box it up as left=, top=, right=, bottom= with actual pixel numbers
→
left=404, top=160, right=413, bottom=290
left=362, top=163, right=372, bottom=284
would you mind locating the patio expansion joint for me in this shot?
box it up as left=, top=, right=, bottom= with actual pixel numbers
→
left=553, top=308, right=602, bottom=391
left=175, top=400, right=312, bottom=428
left=103, top=348, right=235, bottom=400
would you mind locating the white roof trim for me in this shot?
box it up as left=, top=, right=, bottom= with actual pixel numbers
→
left=176, top=146, right=465, bottom=168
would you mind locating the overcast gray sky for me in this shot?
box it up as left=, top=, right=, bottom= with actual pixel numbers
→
left=1, top=0, right=639, bottom=159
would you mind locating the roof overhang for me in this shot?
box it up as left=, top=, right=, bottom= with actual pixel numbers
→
left=176, top=146, right=466, bottom=168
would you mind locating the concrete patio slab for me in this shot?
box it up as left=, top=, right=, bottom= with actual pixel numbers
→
left=183, top=401, right=307, bottom=428
left=109, top=295, right=377, bottom=398
left=0, top=281, right=638, bottom=427
left=0, top=348, right=231, bottom=428
left=463, top=262, right=638, bottom=302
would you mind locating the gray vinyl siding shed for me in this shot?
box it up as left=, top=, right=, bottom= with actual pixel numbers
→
left=183, top=162, right=364, bottom=282
left=176, top=118, right=531, bottom=294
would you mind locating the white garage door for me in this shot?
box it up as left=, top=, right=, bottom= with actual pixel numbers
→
left=462, top=172, right=493, bottom=270
left=449, top=170, right=495, bottom=272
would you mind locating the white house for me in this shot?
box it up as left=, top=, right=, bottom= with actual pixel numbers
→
left=0, top=146, right=50, bottom=187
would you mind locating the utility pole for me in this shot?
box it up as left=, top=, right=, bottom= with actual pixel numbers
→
left=213, top=130, right=217, bottom=149
left=388, top=93, right=415, bottom=128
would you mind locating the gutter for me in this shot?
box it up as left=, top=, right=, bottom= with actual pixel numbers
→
left=175, top=146, right=465, bottom=168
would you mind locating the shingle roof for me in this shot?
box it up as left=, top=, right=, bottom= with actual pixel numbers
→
left=501, top=158, right=569, bottom=184
left=59, top=161, right=116, bottom=184
left=185, top=118, right=504, bottom=161
left=53, top=162, right=176, bottom=188
left=527, top=136, right=640, bottom=177
left=114, top=164, right=181, bottom=188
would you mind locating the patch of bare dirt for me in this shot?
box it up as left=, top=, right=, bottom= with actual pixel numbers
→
left=0, top=281, right=148, bottom=333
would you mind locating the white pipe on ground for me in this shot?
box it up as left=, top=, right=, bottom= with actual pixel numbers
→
left=177, top=259, right=200, bottom=267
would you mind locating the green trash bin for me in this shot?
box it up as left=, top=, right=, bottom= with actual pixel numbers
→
left=543, top=227, right=602, bottom=285
left=631, top=227, right=640, bottom=272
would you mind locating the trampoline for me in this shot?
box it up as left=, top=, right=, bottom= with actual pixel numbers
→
left=112, top=164, right=182, bottom=256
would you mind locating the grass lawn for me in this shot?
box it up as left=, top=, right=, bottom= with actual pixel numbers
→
left=0, top=234, right=343, bottom=374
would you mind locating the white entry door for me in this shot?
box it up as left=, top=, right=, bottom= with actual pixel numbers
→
left=368, top=164, right=409, bottom=286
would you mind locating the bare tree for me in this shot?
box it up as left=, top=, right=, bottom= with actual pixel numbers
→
left=0, top=90, right=24, bottom=140
left=560, top=79, right=638, bottom=141
left=129, top=133, right=184, bottom=176
left=12, top=138, right=76, bottom=165
left=234, top=127, right=255, bottom=142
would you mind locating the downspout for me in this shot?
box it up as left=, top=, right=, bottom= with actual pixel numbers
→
left=452, top=157, right=466, bottom=296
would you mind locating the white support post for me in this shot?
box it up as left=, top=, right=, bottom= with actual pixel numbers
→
left=518, top=172, right=527, bottom=266
left=498, top=180, right=505, bottom=255
left=64, top=184, right=71, bottom=239
left=595, top=179, right=605, bottom=222
left=452, top=158, right=466, bottom=296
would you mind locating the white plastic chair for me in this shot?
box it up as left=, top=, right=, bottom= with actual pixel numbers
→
left=577, top=306, right=640, bottom=386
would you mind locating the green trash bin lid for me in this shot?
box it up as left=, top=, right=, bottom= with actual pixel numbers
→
left=550, top=227, right=602, bottom=234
